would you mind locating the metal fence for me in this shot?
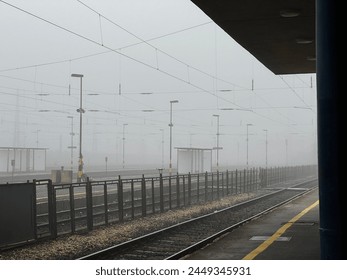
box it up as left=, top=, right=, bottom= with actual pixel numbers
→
left=1, top=165, right=317, bottom=248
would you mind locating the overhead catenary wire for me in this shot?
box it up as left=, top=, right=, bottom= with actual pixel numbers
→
left=0, top=73, right=310, bottom=134
left=0, top=0, right=315, bottom=95
left=0, top=0, right=314, bottom=131
left=76, top=0, right=246, bottom=91
left=294, top=74, right=315, bottom=89
left=0, top=76, right=316, bottom=97
left=0, top=1, right=317, bottom=116
left=6, top=0, right=240, bottom=106
left=249, top=88, right=303, bottom=128
left=278, top=75, right=316, bottom=114
left=0, top=21, right=213, bottom=73
left=0, top=1, right=249, bottom=110
left=0, top=86, right=198, bottom=130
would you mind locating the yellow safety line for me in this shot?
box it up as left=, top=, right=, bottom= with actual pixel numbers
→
left=242, top=200, right=319, bottom=260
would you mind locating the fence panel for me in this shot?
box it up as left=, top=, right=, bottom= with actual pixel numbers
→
left=0, top=165, right=317, bottom=248
left=0, top=182, right=36, bottom=248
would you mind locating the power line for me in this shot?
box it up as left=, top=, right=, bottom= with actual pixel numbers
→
left=0, top=0, right=249, bottom=110
left=77, top=0, right=246, bottom=90
left=0, top=80, right=316, bottom=97
left=0, top=21, right=213, bottom=73
left=0, top=89, right=76, bottom=111
left=250, top=89, right=302, bottom=128
left=278, top=75, right=316, bottom=114
left=76, top=2, right=312, bottom=129
left=295, top=74, right=315, bottom=88
left=0, top=0, right=311, bottom=130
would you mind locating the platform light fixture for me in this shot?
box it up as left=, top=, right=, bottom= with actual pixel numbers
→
left=280, top=9, right=300, bottom=18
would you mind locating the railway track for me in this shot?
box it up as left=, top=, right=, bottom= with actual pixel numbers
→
left=78, top=179, right=317, bottom=260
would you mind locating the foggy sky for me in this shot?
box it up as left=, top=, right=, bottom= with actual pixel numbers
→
left=0, top=0, right=317, bottom=171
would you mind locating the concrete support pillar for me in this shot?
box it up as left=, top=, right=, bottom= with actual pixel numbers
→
left=317, top=0, right=346, bottom=259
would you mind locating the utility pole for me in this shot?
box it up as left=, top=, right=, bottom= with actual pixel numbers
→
left=285, top=138, right=288, bottom=166
left=122, top=123, right=128, bottom=169
left=160, top=129, right=164, bottom=169
left=169, top=100, right=179, bottom=175
left=67, top=116, right=76, bottom=171
left=71, top=73, right=84, bottom=182
left=246, top=123, right=253, bottom=168
left=263, top=129, right=268, bottom=168
left=213, top=114, right=220, bottom=170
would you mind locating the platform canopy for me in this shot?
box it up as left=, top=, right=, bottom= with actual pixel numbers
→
left=191, top=0, right=315, bottom=74
left=176, top=147, right=212, bottom=174
left=0, top=147, right=47, bottom=173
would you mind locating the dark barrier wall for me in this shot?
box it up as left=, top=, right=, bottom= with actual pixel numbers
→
left=0, top=182, right=36, bottom=247
left=317, top=0, right=347, bottom=259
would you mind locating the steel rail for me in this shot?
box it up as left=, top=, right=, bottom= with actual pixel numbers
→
left=78, top=179, right=317, bottom=260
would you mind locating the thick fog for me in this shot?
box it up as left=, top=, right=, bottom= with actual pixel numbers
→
left=0, top=0, right=317, bottom=172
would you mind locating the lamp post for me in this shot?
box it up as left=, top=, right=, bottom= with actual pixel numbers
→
left=67, top=116, right=76, bottom=171
left=105, top=156, right=108, bottom=176
left=263, top=129, right=268, bottom=168
left=213, top=114, right=220, bottom=170
left=263, top=129, right=268, bottom=187
left=71, top=73, right=84, bottom=182
left=122, top=123, right=128, bottom=169
left=169, top=100, right=179, bottom=175
left=160, top=129, right=164, bottom=169
left=285, top=138, right=288, bottom=166
left=246, top=123, right=253, bottom=168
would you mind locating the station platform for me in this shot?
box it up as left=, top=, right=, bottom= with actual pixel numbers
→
left=184, top=188, right=320, bottom=260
